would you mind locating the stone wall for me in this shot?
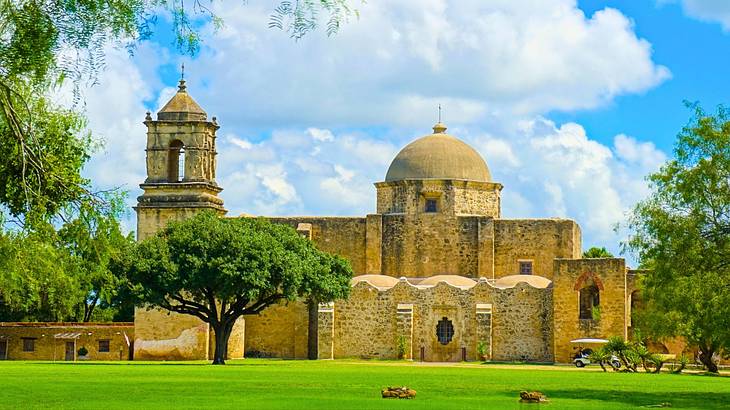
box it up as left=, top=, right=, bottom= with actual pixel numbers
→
left=0, top=322, right=133, bottom=361
left=134, top=307, right=210, bottom=360
left=331, top=279, right=553, bottom=362
left=552, top=258, right=627, bottom=363
left=244, top=300, right=308, bottom=359
left=375, top=180, right=501, bottom=218
left=493, top=219, right=581, bottom=279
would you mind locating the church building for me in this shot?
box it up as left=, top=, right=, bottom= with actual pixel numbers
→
left=133, top=80, right=641, bottom=363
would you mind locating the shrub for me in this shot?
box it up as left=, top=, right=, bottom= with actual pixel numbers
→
left=77, top=347, right=88, bottom=357
left=396, top=335, right=407, bottom=360
left=477, top=341, right=489, bottom=361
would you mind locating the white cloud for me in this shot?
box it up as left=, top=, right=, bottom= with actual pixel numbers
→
left=185, top=0, right=669, bottom=129
left=665, top=0, right=730, bottom=31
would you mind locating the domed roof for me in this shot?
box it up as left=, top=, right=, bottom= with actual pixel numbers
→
left=351, top=274, right=400, bottom=289
left=157, top=79, right=207, bottom=121
left=385, top=123, right=491, bottom=182
left=494, top=275, right=553, bottom=289
left=418, top=275, right=477, bottom=288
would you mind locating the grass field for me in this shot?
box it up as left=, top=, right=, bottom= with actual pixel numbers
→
left=1, top=360, right=729, bottom=409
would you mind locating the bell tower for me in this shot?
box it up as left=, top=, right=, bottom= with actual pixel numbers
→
left=135, top=77, right=226, bottom=241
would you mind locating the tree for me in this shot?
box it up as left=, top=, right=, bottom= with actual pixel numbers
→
left=582, top=247, right=614, bottom=258
left=0, top=0, right=356, bottom=219
left=127, top=211, right=352, bottom=364
left=626, top=104, right=730, bottom=373
left=0, top=226, right=81, bottom=321
left=303, top=253, right=351, bottom=360
left=57, top=193, right=136, bottom=322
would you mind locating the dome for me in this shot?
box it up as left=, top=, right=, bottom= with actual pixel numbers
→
left=351, top=274, right=400, bottom=289
left=418, top=275, right=477, bottom=288
left=157, top=79, right=207, bottom=121
left=494, top=275, right=552, bottom=289
left=385, top=123, right=491, bottom=182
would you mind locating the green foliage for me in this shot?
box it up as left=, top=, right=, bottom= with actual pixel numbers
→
left=626, top=103, right=730, bottom=373
left=588, top=347, right=611, bottom=372
left=127, top=211, right=353, bottom=364
left=582, top=247, right=614, bottom=258
left=477, top=340, right=489, bottom=360
left=591, top=305, right=601, bottom=322
left=0, top=194, right=133, bottom=322
left=672, top=354, right=689, bottom=374
left=77, top=346, right=88, bottom=357
left=57, top=192, right=135, bottom=321
left=0, top=227, right=81, bottom=321
left=0, top=79, right=92, bottom=219
left=396, top=335, right=407, bottom=360
left=270, top=0, right=361, bottom=39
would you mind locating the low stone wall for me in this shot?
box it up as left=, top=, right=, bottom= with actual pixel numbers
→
left=0, top=322, right=134, bottom=361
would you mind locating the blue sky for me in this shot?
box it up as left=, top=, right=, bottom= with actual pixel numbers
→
left=563, top=0, right=730, bottom=154
left=74, top=0, right=730, bottom=266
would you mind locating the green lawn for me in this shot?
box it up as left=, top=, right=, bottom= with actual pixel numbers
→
left=1, top=360, right=729, bottom=409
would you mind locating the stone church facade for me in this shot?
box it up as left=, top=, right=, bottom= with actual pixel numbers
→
left=133, top=81, right=640, bottom=363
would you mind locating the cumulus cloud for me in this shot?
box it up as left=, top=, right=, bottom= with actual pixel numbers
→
left=458, top=118, right=666, bottom=253
left=186, top=0, right=669, bottom=128
left=664, top=0, right=730, bottom=31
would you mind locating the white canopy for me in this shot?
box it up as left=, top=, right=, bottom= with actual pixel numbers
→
left=570, top=338, right=609, bottom=344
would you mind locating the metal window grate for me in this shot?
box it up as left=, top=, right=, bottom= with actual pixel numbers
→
left=436, top=317, right=454, bottom=345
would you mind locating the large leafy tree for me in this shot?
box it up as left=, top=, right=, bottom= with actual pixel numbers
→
left=626, top=104, right=730, bottom=373
left=57, top=193, right=136, bottom=322
left=0, top=193, right=135, bottom=322
left=0, top=226, right=81, bottom=321
left=126, top=211, right=352, bottom=365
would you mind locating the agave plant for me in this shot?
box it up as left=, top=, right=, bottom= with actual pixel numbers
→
left=588, top=347, right=612, bottom=372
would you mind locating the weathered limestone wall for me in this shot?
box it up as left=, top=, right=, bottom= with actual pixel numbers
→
left=0, top=322, right=133, bottom=361
left=244, top=300, right=308, bottom=359
left=266, top=217, right=368, bottom=274
left=375, top=180, right=501, bottom=218
left=380, top=214, right=489, bottom=277
left=134, top=307, right=210, bottom=360
left=332, top=280, right=553, bottom=362
left=452, top=183, right=501, bottom=217
left=493, top=219, right=581, bottom=279
left=552, top=258, right=627, bottom=363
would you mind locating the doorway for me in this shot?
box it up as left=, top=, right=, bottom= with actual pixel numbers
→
left=0, top=340, right=7, bottom=359
left=65, top=341, right=75, bottom=361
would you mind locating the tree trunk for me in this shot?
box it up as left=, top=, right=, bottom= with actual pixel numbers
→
left=211, top=321, right=232, bottom=365
left=699, top=347, right=718, bottom=373
left=307, top=299, right=318, bottom=360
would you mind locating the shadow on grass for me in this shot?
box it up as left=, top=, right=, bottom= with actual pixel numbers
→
left=546, top=388, right=730, bottom=408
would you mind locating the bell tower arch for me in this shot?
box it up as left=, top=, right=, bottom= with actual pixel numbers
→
left=135, top=77, right=226, bottom=241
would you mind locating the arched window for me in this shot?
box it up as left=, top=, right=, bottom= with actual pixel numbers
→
left=436, top=317, right=454, bottom=345
left=168, top=140, right=185, bottom=182
left=579, top=285, right=600, bottom=320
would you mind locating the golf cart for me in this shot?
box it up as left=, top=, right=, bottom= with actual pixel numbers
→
left=571, top=338, right=621, bottom=369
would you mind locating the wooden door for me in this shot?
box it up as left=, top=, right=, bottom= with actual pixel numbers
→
left=65, top=341, right=75, bottom=361
left=0, top=340, right=7, bottom=359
